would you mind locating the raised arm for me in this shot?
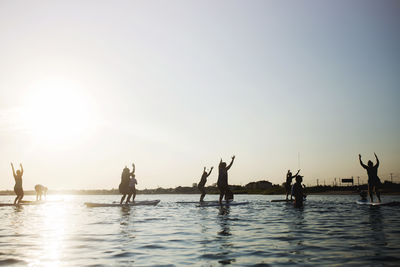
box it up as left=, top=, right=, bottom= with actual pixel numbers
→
left=226, top=155, right=235, bottom=170
left=359, top=154, right=367, bottom=169
left=207, top=167, right=214, bottom=177
left=11, top=163, right=16, bottom=176
left=374, top=153, right=379, bottom=168
left=20, top=164, right=23, bottom=175
left=294, top=169, right=301, bottom=177
left=131, top=163, right=135, bottom=174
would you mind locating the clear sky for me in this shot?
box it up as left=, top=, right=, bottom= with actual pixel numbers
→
left=0, top=0, right=399, bottom=190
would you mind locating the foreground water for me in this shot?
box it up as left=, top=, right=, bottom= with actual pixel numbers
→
left=1, top=194, right=400, bottom=266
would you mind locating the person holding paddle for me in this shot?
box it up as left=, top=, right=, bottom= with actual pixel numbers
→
left=11, top=163, right=24, bottom=205
left=285, top=169, right=300, bottom=201
left=218, top=156, right=235, bottom=204
left=359, top=153, right=381, bottom=203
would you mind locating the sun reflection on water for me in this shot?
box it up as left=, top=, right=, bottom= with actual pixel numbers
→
left=26, top=196, right=73, bottom=267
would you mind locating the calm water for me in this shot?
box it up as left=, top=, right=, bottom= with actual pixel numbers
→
left=1, top=194, right=400, bottom=266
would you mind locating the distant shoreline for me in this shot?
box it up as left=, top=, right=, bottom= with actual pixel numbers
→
left=1, top=181, right=399, bottom=196
left=1, top=191, right=399, bottom=196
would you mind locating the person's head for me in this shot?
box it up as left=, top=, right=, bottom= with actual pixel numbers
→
left=296, top=175, right=303, bottom=183
left=16, top=170, right=21, bottom=176
left=220, top=162, right=226, bottom=168
left=367, top=160, right=373, bottom=167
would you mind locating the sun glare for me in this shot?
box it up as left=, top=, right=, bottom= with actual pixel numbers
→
left=21, top=80, right=95, bottom=146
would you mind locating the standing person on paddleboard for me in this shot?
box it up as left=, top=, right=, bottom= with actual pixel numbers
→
left=127, top=163, right=137, bottom=203
left=119, top=166, right=131, bottom=204
left=217, top=156, right=235, bottom=204
left=285, top=169, right=300, bottom=201
left=359, top=153, right=381, bottom=203
left=11, top=163, right=24, bottom=204
left=198, top=166, right=213, bottom=202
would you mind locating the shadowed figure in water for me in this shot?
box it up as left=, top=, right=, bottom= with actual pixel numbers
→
left=359, top=153, right=381, bottom=203
left=119, top=166, right=131, bottom=204
left=198, top=166, right=213, bottom=202
left=291, top=175, right=305, bottom=208
left=127, top=163, right=137, bottom=203
left=218, top=156, right=235, bottom=204
left=11, top=163, right=24, bottom=204
left=35, top=184, right=48, bottom=201
left=285, top=169, right=300, bottom=200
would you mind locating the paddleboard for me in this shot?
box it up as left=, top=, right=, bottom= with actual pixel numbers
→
left=0, top=201, right=46, bottom=207
left=196, top=201, right=249, bottom=207
left=85, top=200, right=160, bottom=207
left=356, top=200, right=400, bottom=206
left=176, top=201, right=219, bottom=204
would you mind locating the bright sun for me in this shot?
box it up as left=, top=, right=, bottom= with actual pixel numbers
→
left=22, top=80, right=95, bottom=146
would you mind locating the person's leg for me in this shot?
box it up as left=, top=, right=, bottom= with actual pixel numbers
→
left=375, top=185, right=381, bottom=202
left=16, top=192, right=24, bottom=204
left=14, top=196, right=18, bottom=205
left=285, top=184, right=289, bottom=200
left=120, top=194, right=126, bottom=204
left=132, top=189, right=136, bottom=202
left=126, top=193, right=132, bottom=203
left=200, top=188, right=205, bottom=202
left=368, top=184, right=374, bottom=202
left=36, top=192, right=39, bottom=201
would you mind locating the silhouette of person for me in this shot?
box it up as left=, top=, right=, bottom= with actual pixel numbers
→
left=198, top=166, right=213, bottom=202
left=127, top=163, right=137, bottom=203
left=218, top=156, right=235, bottom=204
left=119, top=166, right=131, bottom=204
left=11, top=163, right=24, bottom=204
left=285, top=169, right=300, bottom=200
left=359, top=153, right=381, bottom=203
left=291, top=175, right=305, bottom=208
left=34, top=184, right=48, bottom=201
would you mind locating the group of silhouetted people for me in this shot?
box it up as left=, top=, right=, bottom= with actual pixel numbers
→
left=119, top=163, right=137, bottom=204
left=196, top=156, right=236, bottom=204
left=10, top=152, right=384, bottom=206
left=284, top=169, right=306, bottom=207
left=282, top=153, right=383, bottom=207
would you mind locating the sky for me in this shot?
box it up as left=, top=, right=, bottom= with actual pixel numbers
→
left=0, top=0, right=399, bottom=190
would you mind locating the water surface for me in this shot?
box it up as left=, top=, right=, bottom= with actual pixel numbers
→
left=1, top=194, right=399, bottom=266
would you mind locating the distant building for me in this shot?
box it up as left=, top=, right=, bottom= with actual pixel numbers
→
left=245, top=180, right=273, bottom=190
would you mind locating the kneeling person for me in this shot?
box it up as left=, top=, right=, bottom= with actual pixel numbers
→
left=35, top=184, right=48, bottom=201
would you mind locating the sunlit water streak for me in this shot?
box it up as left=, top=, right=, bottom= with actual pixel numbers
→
left=0, top=194, right=399, bottom=266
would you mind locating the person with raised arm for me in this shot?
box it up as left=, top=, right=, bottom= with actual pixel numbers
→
left=127, top=163, right=137, bottom=203
left=217, top=155, right=235, bottom=204
left=11, top=163, right=24, bottom=204
left=359, top=153, right=381, bottom=203
left=285, top=169, right=300, bottom=201
left=198, top=166, right=213, bottom=202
